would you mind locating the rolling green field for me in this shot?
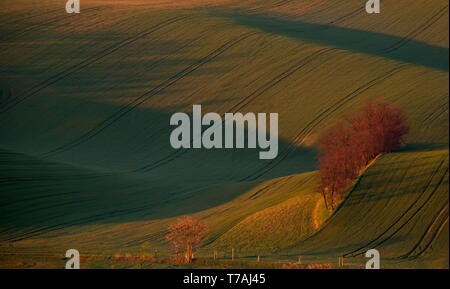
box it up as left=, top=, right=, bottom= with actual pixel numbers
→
left=0, top=0, right=448, bottom=268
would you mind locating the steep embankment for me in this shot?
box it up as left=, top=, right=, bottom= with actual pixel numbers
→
left=283, top=149, right=449, bottom=268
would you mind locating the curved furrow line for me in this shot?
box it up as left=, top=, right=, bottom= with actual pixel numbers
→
left=244, top=1, right=363, bottom=32
left=129, top=5, right=368, bottom=174
left=328, top=7, right=362, bottom=25
left=228, top=48, right=335, bottom=113
left=422, top=96, right=449, bottom=123
left=242, top=64, right=407, bottom=181
left=342, top=159, right=446, bottom=257
left=343, top=164, right=448, bottom=258
left=0, top=15, right=189, bottom=115
left=244, top=1, right=294, bottom=14
left=135, top=48, right=335, bottom=173
left=0, top=201, right=159, bottom=243
left=292, top=65, right=407, bottom=146
left=271, top=0, right=294, bottom=9
left=43, top=31, right=261, bottom=157
left=2, top=7, right=62, bottom=25
left=424, top=97, right=449, bottom=126
left=0, top=173, right=113, bottom=184
left=1, top=6, right=104, bottom=42
left=398, top=201, right=449, bottom=259
left=295, top=0, right=359, bottom=20
left=317, top=153, right=421, bottom=242
left=140, top=59, right=406, bottom=178
left=428, top=106, right=449, bottom=124
left=135, top=149, right=185, bottom=172
left=383, top=5, right=449, bottom=53
left=3, top=22, right=200, bottom=121
left=246, top=178, right=286, bottom=200
left=413, top=215, right=449, bottom=258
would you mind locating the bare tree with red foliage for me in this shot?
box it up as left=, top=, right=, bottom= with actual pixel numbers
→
left=318, top=124, right=358, bottom=209
left=349, top=99, right=409, bottom=159
left=318, top=99, right=409, bottom=209
left=166, top=216, right=208, bottom=263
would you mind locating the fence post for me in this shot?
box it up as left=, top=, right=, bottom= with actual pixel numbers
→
left=338, top=256, right=344, bottom=267
left=231, top=248, right=234, bottom=261
left=257, top=255, right=260, bottom=263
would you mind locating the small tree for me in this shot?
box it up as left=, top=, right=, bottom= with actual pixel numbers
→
left=166, top=216, right=208, bottom=263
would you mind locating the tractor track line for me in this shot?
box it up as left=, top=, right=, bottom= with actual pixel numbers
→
left=328, top=7, right=362, bottom=25
left=228, top=48, right=335, bottom=113
left=2, top=184, right=215, bottom=242
left=135, top=148, right=185, bottom=172
left=398, top=201, right=449, bottom=259
left=423, top=95, right=449, bottom=124
left=2, top=7, right=62, bottom=25
left=1, top=15, right=189, bottom=115
left=414, top=215, right=449, bottom=258
left=344, top=163, right=448, bottom=257
left=246, top=178, right=286, bottom=201
left=383, top=5, right=449, bottom=53
left=1, top=7, right=104, bottom=42
left=43, top=31, right=261, bottom=157
left=139, top=48, right=403, bottom=175
left=135, top=48, right=334, bottom=172
left=1, top=201, right=158, bottom=243
left=343, top=159, right=446, bottom=257
left=134, top=5, right=367, bottom=173
left=242, top=64, right=407, bottom=181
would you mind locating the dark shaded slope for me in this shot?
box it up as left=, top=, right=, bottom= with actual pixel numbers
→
left=214, top=8, right=449, bottom=71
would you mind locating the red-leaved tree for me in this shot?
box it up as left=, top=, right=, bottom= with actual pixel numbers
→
left=318, top=99, right=409, bottom=209
left=166, top=216, right=208, bottom=263
left=348, top=99, right=409, bottom=159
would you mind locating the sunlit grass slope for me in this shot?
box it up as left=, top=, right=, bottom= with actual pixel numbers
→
left=208, top=192, right=328, bottom=254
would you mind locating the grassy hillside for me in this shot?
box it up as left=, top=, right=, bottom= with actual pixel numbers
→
left=0, top=148, right=325, bottom=255
left=208, top=190, right=329, bottom=254
left=0, top=0, right=448, bottom=268
left=1, top=0, right=447, bottom=171
left=283, top=149, right=449, bottom=268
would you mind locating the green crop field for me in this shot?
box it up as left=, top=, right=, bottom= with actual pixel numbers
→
left=0, top=0, right=448, bottom=268
left=282, top=149, right=449, bottom=268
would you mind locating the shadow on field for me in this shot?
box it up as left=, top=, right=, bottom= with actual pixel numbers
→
left=396, top=142, right=449, bottom=152
left=0, top=102, right=318, bottom=238
left=214, top=12, right=449, bottom=71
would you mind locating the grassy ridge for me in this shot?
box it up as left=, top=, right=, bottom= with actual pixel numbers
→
left=283, top=149, right=449, bottom=268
